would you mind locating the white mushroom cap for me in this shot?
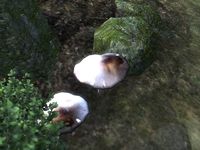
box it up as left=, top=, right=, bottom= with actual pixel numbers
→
left=74, top=53, right=128, bottom=88
left=44, top=92, right=89, bottom=124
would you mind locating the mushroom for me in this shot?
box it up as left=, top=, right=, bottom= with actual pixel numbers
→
left=74, top=53, right=128, bottom=88
left=44, top=92, right=89, bottom=134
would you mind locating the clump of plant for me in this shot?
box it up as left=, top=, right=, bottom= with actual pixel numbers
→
left=0, top=70, right=66, bottom=150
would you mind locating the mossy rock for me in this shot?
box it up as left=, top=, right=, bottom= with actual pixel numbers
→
left=93, top=16, right=157, bottom=75
left=115, top=0, right=161, bottom=27
left=0, top=0, right=60, bottom=80
left=93, top=0, right=161, bottom=75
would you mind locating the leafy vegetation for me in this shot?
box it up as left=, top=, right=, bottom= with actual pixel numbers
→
left=0, top=70, right=66, bottom=150
left=0, top=0, right=59, bottom=80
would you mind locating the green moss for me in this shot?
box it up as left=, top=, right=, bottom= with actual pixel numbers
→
left=93, top=1, right=161, bottom=74
left=116, top=1, right=161, bottom=30
left=93, top=16, right=157, bottom=74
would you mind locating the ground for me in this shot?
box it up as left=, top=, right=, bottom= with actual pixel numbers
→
left=38, top=0, right=200, bottom=150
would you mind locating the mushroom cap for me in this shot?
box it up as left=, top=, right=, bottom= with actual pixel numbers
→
left=74, top=53, right=128, bottom=88
left=44, top=92, right=89, bottom=122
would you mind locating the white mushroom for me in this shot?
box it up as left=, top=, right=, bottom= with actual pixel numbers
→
left=44, top=92, right=89, bottom=133
left=74, top=53, right=128, bottom=88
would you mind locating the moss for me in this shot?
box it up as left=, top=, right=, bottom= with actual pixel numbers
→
left=93, top=1, right=161, bottom=74
left=93, top=16, right=158, bottom=74
left=115, top=1, right=162, bottom=31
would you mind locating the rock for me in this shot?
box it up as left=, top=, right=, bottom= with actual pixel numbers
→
left=93, top=16, right=157, bottom=75
left=93, top=1, right=161, bottom=75
left=115, top=1, right=162, bottom=33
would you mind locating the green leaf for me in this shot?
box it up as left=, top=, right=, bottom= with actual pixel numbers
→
left=0, top=70, right=67, bottom=149
left=0, top=137, right=6, bottom=145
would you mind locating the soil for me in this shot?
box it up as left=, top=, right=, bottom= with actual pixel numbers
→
left=38, top=0, right=116, bottom=93
left=37, top=1, right=196, bottom=150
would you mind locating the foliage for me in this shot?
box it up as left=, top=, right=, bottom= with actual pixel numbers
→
left=0, top=70, right=66, bottom=150
left=0, top=0, right=60, bottom=80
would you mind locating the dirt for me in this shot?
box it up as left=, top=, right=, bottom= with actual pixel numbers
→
left=38, top=0, right=116, bottom=93
left=37, top=1, right=197, bottom=150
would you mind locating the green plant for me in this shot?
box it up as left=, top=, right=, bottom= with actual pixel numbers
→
left=0, top=70, right=66, bottom=150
